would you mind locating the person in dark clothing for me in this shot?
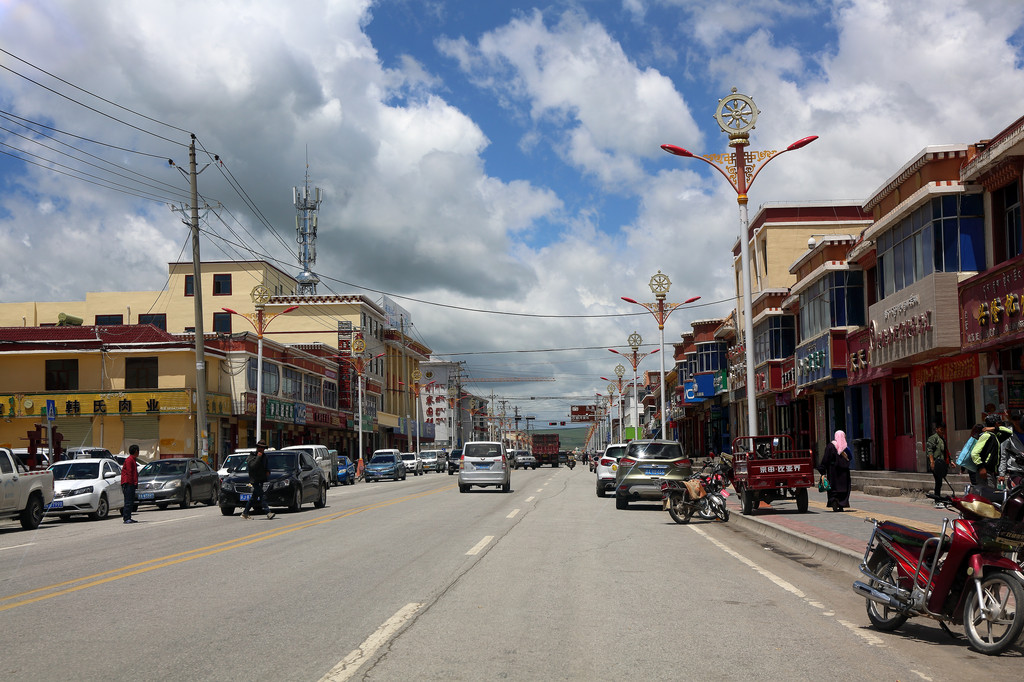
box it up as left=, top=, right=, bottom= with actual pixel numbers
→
left=121, top=444, right=139, bottom=524
left=242, top=441, right=275, bottom=520
left=819, top=430, right=852, bottom=512
left=926, top=420, right=951, bottom=505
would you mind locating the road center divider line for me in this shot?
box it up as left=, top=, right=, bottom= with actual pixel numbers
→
left=506, top=509, right=520, bottom=519
left=319, top=602, right=423, bottom=682
left=465, top=535, right=493, bottom=555
left=0, top=486, right=453, bottom=611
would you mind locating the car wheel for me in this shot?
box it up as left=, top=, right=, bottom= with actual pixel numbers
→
left=220, top=505, right=235, bottom=516
left=615, top=493, right=629, bottom=510
left=90, top=494, right=110, bottom=521
left=314, top=484, right=327, bottom=508
left=20, top=493, right=44, bottom=530
left=289, top=486, right=302, bottom=512
left=207, top=484, right=220, bottom=505
left=502, top=481, right=510, bottom=493
left=596, top=483, right=605, bottom=498
left=179, top=487, right=192, bottom=510
left=402, top=473, right=407, bottom=480
left=459, top=485, right=468, bottom=493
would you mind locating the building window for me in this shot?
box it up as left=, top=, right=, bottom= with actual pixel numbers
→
left=184, top=275, right=194, bottom=297
left=799, top=271, right=865, bottom=340
left=247, top=358, right=280, bottom=395
left=876, top=193, right=984, bottom=299
left=304, top=375, right=322, bottom=405
left=696, top=341, right=726, bottom=373
left=996, top=182, right=1023, bottom=264
left=213, top=274, right=232, bottom=296
left=46, top=359, right=78, bottom=390
left=137, top=313, right=167, bottom=330
left=212, top=312, right=231, bottom=333
left=323, top=381, right=338, bottom=409
left=754, top=316, right=795, bottom=365
left=125, top=357, right=159, bottom=389
left=952, top=379, right=975, bottom=431
left=95, top=314, right=123, bottom=325
left=282, top=368, right=302, bottom=400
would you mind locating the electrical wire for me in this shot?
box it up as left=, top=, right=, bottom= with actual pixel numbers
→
left=0, top=108, right=172, bottom=159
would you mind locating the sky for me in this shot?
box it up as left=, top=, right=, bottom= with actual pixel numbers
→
left=2, top=0, right=1024, bottom=427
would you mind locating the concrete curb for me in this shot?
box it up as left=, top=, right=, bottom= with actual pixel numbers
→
left=728, top=510, right=863, bottom=576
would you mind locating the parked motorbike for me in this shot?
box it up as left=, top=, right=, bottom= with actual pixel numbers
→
left=661, top=461, right=729, bottom=524
left=696, top=460, right=732, bottom=521
left=852, top=486, right=1024, bottom=655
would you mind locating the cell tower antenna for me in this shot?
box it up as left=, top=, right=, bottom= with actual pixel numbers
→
left=294, top=146, right=323, bottom=295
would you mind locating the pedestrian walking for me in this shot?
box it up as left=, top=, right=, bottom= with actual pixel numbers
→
left=956, top=423, right=983, bottom=485
left=972, top=414, right=1011, bottom=488
left=241, top=441, right=275, bottom=520
left=121, top=444, right=139, bottom=524
left=819, top=430, right=852, bottom=512
left=926, top=420, right=951, bottom=505
left=999, top=409, right=1024, bottom=489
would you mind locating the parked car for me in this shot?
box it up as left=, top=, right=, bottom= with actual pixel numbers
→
left=595, top=443, right=628, bottom=497
left=217, top=450, right=254, bottom=483
left=136, top=457, right=220, bottom=510
left=512, top=450, right=537, bottom=470
left=365, top=450, right=406, bottom=482
left=0, top=447, right=54, bottom=530
left=65, top=447, right=115, bottom=461
left=46, top=458, right=124, bottom=520
left=282, top=444, right=337, bottom=486
left=337, top=455, right=357, bottom=485
left=447, top=449, right=462, bottom=475
left=613, top=440, right=692, bottom=509
left=419, top=450, right=443, bottom=473
left=458, top=441, right=511, bottom=493
left=401, top=452, right=424, bottom=476
left=219, top=449, right=328, bottom=515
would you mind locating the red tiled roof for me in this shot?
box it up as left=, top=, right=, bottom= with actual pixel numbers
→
left=0, top=325, right=194, bottom=351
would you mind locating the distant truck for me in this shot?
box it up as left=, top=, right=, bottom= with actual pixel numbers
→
left=0, top=447, right=55, bottom=530
left=531, top=434, right=560, bottom=467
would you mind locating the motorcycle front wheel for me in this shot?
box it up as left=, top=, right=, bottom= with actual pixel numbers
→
left=697, top=496, right=715, bottom=520
left=962, top=570, right=1024, bottom=655
left=865, top=556, right=909, bottom=631
left=712, top=494, right=729, bottom=522
left=667, top=494, right=693, bottom=525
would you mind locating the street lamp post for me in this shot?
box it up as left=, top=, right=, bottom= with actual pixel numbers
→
left=661, top=88, right=816, bottom=438
left=337, top=339, right=385, bottom=469
left=622, top=271, right=700, bottom=440
left=222, top=287, right=298, bottom=446
left=606, top=382, right=616, bottom=448
left=401, top=374, right=435, bottom=455
left=609, top=332, right=659, bottom=440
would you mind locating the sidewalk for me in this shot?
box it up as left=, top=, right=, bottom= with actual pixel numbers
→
left=723, top=486, right=956, bottom=575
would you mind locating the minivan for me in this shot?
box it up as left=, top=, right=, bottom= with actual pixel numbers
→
left=458, top=441, right=511, bottom=493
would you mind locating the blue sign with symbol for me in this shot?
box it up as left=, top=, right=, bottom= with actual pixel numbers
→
left=46, top=399, right=56, bottom=422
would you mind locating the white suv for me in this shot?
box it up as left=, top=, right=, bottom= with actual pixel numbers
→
left=458, top=441, right=511, bottom=493
left=596, top=443, right=628, bottom=497
left=401, top=452, right=424, bottom=476
left=419, top=450, right=443, bottom=472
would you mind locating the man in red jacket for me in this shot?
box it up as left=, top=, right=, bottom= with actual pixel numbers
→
left=121, top=444, right=140, bottom=524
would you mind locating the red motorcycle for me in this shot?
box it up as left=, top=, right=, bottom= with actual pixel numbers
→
left=853, top=488, right=1024, bottom=655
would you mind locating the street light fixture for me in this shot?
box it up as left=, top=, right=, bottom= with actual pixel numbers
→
left=661, top=88, right=816, bottom=438
left=609, top=332, right=659, bottom=439
left=222, top=286, right=299, bottom=445
left=622, top=271, right=700, bottom=440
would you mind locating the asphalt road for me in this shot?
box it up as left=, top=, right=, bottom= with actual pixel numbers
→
left=2, top=466, right=1022, bottom=681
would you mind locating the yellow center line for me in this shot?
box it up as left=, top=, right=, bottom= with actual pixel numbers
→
left=1, top=485, right=453, bottom=612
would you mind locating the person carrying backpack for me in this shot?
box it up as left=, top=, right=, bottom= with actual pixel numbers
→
left=972, top=415, right=1012, bottom=488
left=242, top=441, right=275, bottom=520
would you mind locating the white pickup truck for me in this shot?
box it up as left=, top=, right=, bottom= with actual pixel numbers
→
left=1, top=447, right=55, bottom=530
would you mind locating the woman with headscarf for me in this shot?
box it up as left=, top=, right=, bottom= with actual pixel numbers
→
left=818, top=430, right=852, bottom=511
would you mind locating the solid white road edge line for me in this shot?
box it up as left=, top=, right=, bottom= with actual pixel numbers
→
left=319, top=602, right=424, bottom=682
left=466, top=535, right=494, bottom=555
left=506, top=509, right=520, bottom=519
left=0, top=543, right=34, bottom=551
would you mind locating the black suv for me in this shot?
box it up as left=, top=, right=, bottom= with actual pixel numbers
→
left=447, top=449, right=462, bottom=475
left=219, top=450, right=327, bottom=515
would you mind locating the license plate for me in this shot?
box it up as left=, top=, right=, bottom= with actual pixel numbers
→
left=240, top=493, right=251, bottom=501
left=138, top=493, right=155, bottom=500
left=46, top=500, right=63, bottom=509
left=643, top=467, right=667, bottom=476
left=475, top=463, right=492, bottom=470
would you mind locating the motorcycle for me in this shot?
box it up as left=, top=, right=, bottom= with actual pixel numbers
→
left=567, top=457, right=576, bottom=470
left=696, top=459, right=732, bottom=521
left=852, top=486, right=1024, bottom=655
left=661, top=463, right=729, bottom=524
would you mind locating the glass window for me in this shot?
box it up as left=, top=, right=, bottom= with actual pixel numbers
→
left=184, top=275, right=194, bottom=297
left=46, top=359, right=78, bottom=390
left=247, top=358, right=279, bottom=395
left=213, top=274, right=232, bottom=296
left=125, top=357, right=158, bottom=389
left=138, top=313, right=167, bottom=330
left=323, top=381, right=337, bottom=408
left=283, top=368, right=302, bottom=400
left=961, top=217, right=985, bottom=272
left=304, top=375, right=322, bottom=405
left=212, top=312, right=231, bottom=333
left=95, top=314, right=123, bottom=325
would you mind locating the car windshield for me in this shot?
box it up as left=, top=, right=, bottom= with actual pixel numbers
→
left=464, top=444, right=501, bottom=458
left=266, top=453, right=298, bottom=470
left=370, top=455, right=396, bottom=464
left=628, top=443, right=684, bottom=460
left=140, top=460, right=187, bottom=476
left=50, top=462, right=100, bottom=480
left=223, top=455, right=248, bottom=471
left=401, top=453, right=415, bottom=461
left=606, top=445, right=628, bottom=459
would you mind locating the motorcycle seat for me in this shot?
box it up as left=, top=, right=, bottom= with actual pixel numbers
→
left=878, top=520, right=935, bottom=548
